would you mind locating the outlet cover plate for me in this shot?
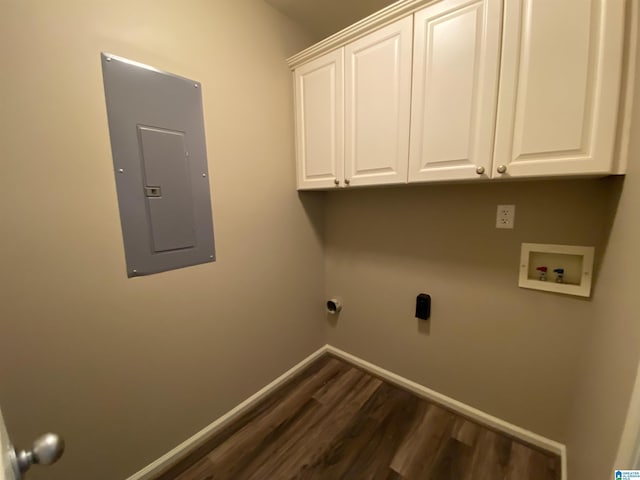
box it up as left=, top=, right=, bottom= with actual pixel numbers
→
left=496, top=205, right=515, bottom=229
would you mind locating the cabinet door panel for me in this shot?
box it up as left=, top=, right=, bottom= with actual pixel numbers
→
left=345, top=17, right=412, bottom=187
left=494, top=0, right=625, bottom=178
left=295, top=50, right=344, bottom=190
left=409, top=0, right=502, bottom=182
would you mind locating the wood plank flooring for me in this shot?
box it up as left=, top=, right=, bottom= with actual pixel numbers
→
left=154, top=355, right=561, bottom=480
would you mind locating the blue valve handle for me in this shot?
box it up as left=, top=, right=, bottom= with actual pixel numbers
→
left=553, top=268, right=564, bottom=274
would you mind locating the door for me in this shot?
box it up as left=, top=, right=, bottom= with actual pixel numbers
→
left=294, top=49, right=344, bottom=190
left=344, top=16, right=413, bottom=187
left=493, top=0, right=625, bottom=178
left=408, top=0, right=502, bottom=182
left=0, top=409, right=16, bottom=480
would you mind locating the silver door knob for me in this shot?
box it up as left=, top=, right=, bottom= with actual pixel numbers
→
left=345, top=179, right=351, bottom=185
left=15, top=433, right=65, bottom=474
left=334, top=178, right=339, bottom=186
left=475, top=166, right=485, bottom=175
left=497, top=165, right=507, bottom=174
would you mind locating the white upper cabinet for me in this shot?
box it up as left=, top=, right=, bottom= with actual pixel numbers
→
left=409, top=0, right=502, bottom=182
left=344, top=17, right=413, bottom=187
left=289, top=0, right=631, bottom=189
left=493, top=0, right=625, bottom=178
left=294, top=49, right=344, bottom=189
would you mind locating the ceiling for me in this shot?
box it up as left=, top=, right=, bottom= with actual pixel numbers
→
left=265, top=0, right=398, bottom=41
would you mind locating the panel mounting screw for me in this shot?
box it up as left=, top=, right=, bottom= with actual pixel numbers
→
left=106, top=57, right=111, bottom=62
left=194, top=83, right=199, bottom=88
left=202, top=173, right=207, bottom=177
left=132, top=269, right=137, bottom=274
left=209, top=255, right=214, bottom=259
left=118, top=168, right=124, bottom=173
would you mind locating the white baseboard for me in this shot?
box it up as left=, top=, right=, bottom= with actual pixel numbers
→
left=125, top=345, right=328, bottom=480
left=326, top=345, right=567, bottom=480
left=126, top=344, right=567, bottom=480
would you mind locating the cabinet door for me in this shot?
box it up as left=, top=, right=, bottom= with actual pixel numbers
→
left=409, top=0, right=502, bottom=183
left=294, top=50, right=344, bottom=190
left=344, top=17, right=413, bottom=187
left=494, top=0, right=625, bottom=178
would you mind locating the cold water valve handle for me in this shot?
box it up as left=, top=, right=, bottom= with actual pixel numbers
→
left=553, top=268, right=565, bottom=283
left=536, top=266, right=548, bottom=281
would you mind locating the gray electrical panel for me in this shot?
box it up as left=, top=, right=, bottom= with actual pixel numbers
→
left=101, top=53, right=215, bottom=277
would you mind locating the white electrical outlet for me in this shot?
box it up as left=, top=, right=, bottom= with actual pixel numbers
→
left=496, top=205, right=515, bottom=229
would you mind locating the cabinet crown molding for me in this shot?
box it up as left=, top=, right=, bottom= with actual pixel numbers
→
left=287, top=0, right=438, bottom=69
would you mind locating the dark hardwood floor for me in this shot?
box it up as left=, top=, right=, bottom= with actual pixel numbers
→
left=154, top=355, right=561, bottom=480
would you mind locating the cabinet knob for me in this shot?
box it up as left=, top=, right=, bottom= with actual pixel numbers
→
left=334, top=178, right=339, bottom=186
left=497, top=165, right=507, bottom=174
left=345, top=179, right=351, bottom=185
left=475, top=166, right=485, bottom=175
